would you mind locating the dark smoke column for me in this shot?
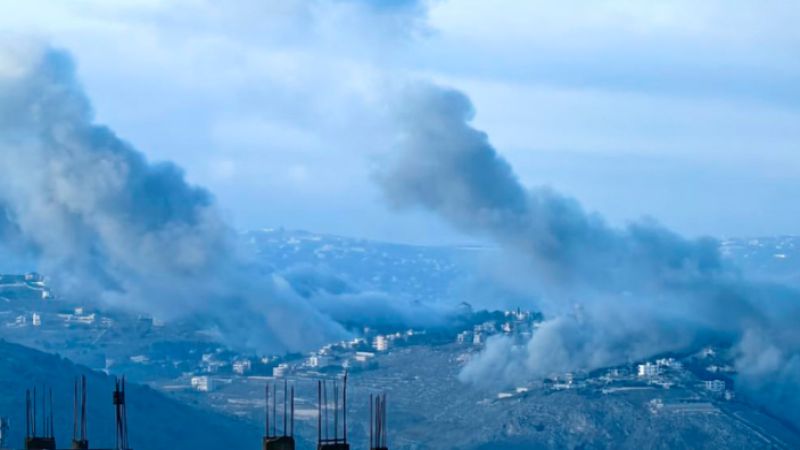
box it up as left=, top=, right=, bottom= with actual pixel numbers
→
left=0, top=43, right=345, bottom=352
left=376, top=83, right=800, bottom=431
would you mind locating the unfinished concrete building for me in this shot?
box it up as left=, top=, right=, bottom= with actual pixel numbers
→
left=369, top=393, right=388, bottom=450
left=24, top=387, right=55, bottom=450
left=71, top=376, right=88, bottom=449
left=263, top=380, right=295, bottom=450
left=15, top=376, right=131, bottom=450
left=317, top=373, right=349, bottom=450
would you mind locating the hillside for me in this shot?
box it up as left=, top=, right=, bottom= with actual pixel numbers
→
left=0, top=340, right=260, bottom=450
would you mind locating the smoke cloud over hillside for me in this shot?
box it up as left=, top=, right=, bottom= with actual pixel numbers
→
left=379, top=83, right=800, bottom=425
left=0, top=43, right=348, bottom=351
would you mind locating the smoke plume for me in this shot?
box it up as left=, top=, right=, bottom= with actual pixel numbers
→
left=379, top=82, right=800, bottom=425
left=0, top=43, right=349, bottom=351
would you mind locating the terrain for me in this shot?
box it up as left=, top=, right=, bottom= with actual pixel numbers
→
left=0, top=229, right=799, bottom=449
left=0, top=340, right=260, bottom=450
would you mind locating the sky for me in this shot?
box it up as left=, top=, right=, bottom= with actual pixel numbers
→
left=1, top=0, right=798, bottom=244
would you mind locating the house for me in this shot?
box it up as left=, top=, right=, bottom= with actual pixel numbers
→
left=233, top=360, right=252, bottom=375
left=191, top=376, right=214, bottom=392
left=273, top=363, right=290, bottom=378
left=373, top=335, right=389, bottom=352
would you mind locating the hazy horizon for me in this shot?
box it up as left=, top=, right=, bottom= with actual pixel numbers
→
left=2, top=0, right=798, bottom=244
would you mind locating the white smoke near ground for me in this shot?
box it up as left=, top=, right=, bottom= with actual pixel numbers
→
left=0, top=42, right=352, bottom=352
left=378, top=82, right=800, bottom=426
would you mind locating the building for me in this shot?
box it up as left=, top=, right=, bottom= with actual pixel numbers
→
left=637, top=362, right=661, bottom=377
left=472, top=332, right=483, bottom=346
left=456, top=331, right=472, bottom=344
left=24, top=272, right=43, bottom=282
left=130, top=355, right=149, bottom=364
left=73, top=313, right=96, bottom=325
left=354, top=351, right=375, bottom=363
left=373, top=335, right=389, bottom=352
left=308, top=354, right=331, bottom=368
left=704, top=379, right=726, bottom=393
left=233, top=360, right=252, bottom=375
left=32, top=312, right=41, bottom=327
left=346, top=337, right=366, bottom=348
left=656, top=358, right=682, bottom=369
left=273, top=363, right=290, bottom=378
left=191, top=376, right=214, bottom=392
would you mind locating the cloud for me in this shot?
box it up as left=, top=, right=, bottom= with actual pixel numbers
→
left=378, top=81, right=800, bottom=426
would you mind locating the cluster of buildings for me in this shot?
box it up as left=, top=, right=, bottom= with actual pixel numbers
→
left=456, top=308, right=538, bottom=347
left=636, top=358, right=683, bottom=378
left=4, top=306, right=115, bottom=329
left=0, top=272, right=52, bottom=300
left=184, top=328, right=431, bottom=394
left=301, top=329, right=426, bottom=374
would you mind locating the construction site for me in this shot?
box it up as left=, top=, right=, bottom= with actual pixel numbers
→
left=0, top=372, right=390, bottom=450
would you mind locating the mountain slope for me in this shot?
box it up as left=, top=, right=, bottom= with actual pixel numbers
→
left=0, top=339, right=260, bottom=450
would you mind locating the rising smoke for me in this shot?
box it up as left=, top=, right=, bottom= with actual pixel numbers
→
left=279, top=263, right=453, bottom=330
left=0, top=43, right=350, bottom=351
left=379, top=82, right=800, bottom=425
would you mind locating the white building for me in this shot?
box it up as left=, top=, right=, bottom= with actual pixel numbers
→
left=31, top=313, right=41, bottom=327
left=191, top=376, right=214, bottom=392
left=354, top=351, right=375, bottom=363
left=656, top=358, right=683, bottom=370
left=273, top=363, right=290, bottom=378
left=74, top=313, right=96, bottom=325
left=704, top=379, right=726, bottom=393
left=308, top=354, right=331, bottom=368
left=130, top=355, right=149, bottom=364
left=347, top=337, right=366, bottom=348
left=373, top=335, right=389, bottom=352
left=233, top=360, right=252, bottom=375
left=637, top=362, right=661, bottom=377
left=456, top=331, right=472, bottom=344
left=472, top=332, right=483, bottom=346
left=700, top=347, right=716, bottom=358
left=24, top=272, right=42, bottom=282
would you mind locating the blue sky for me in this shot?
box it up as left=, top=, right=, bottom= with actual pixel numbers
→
left=2, top=0, right=798, bottom=243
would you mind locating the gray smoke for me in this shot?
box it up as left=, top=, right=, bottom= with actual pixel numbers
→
left=0, top=43, right=348, bottom=351
left=278, top=264, right=453, bottom=330
left=379, top=82, right=800, bottom=425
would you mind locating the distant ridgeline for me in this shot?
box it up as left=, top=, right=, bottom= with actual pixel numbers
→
left=0, top=274, right=52, bottom=301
